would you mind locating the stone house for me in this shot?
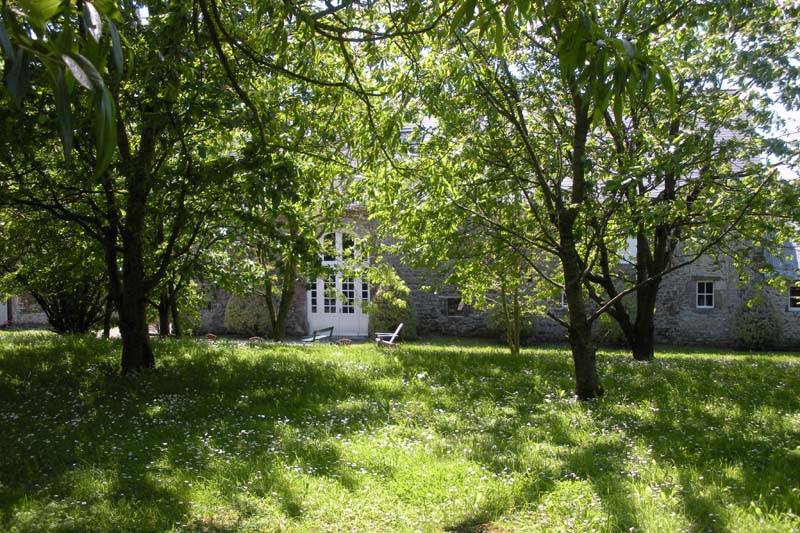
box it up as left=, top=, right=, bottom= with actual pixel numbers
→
left=196, top=210, right=800, bottom=350
left=5, top=215, right=796, bottom=349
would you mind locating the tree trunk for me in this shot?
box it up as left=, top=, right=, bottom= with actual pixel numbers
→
left=170, top=294, right=182, bottom=338
left=563, top=279, right=604, bottom=400
left=273, top=260, right=297, bottom=341
left=102, top=293, right=113, bottom=339
left=631, top=281, right=658, bottom=361
left=118, top=289, right=154, bottom=373
left=118, top=199, right=155, bottom=373
left=570, top=319, right=602, bottom=400
left=500, top=283, right=521, bottom=357
left=157, top=290, right=170, bottom=337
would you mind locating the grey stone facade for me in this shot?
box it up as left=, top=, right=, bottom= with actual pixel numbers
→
left=196, top=214, right=800, bottom=349
left=12, top=207, right=795, bottom=347
left=3, top=295, right=49, bottom=327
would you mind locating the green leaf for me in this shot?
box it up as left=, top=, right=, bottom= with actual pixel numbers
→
left=556, top=18, right=583, bottom=79
left=63, top=53, right=105, bottom=91
left=54, top=70, right=74, bottom=161
left=452, top=0, right=477, bottom=30
left=656, top=64, right=675, bottom=112
left=90, top=0, right=123, bottom=22
left=504, top=3, right=517, bottom=37
left=93, top=86, right=116, bottom=178
left=619, top=37, right=636, bottom=58
left=83, top=1, right=103, bottom=43
left=6, top=48, right=31, bottom=107
left=18, top=0, right=61, bottom=29
left=107, top=18, right=123, bottom=83
left=0, top=20, right=12, bottom=60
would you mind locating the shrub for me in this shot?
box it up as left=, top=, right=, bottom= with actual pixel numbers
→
left=368, top=284, right=418, bottom=340
left=484, top=301, right=537, bottom=344
left=733, top=291, right=783, bottom=350
left=223, top=294, right=270, bottom=337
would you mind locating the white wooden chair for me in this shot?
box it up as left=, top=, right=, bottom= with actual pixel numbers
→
left=375, top=323, right=403, bottom=347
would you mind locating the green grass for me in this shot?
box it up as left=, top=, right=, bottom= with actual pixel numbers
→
left=0, top=331, right=798, bottom=532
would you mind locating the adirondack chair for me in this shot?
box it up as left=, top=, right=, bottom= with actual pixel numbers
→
left=301, top=326, right=334, bottom=344
left=375, top=323, right=403, bottom=347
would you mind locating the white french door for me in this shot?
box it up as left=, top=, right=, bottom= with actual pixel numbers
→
left=307, top=275, right=369, bottom=336
left=306, top=231, right=370, bottom=336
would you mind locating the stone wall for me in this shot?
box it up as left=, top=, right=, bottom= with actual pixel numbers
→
left=181, top=209, right=800, bottom=348
left=651, top=253, right=800, bottom=349
left=383, top=247, right=800, bottom=349
left=8, top=295, right=49, bottom=327
left=198, top=282, right=307, bottom=337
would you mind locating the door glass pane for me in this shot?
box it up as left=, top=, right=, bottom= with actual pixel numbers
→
left=342, top=278, right=355, bottom=314
left=342, top=233, right=355, bottom=260
left=324, top=276, right=336, bottom=313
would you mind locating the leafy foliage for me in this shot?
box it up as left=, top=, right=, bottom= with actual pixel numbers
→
left=367, top=269, right=418, bottom=340
left=733, top=291, right=784, bottom=351
left=0, top=211, right=106, bottom=333
left=223, top=293, right=270, bottom=337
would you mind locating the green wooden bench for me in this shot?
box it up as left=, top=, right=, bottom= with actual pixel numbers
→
left=301, top=326, right=334, bottom=344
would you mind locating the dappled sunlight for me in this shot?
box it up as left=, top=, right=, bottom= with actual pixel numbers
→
left=0, top=331, right=798, bottom=531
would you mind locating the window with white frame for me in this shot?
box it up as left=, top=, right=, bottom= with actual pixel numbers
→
left=696, top=281, right=715, bottom=308
left=790, top=284, right=800, bottom=310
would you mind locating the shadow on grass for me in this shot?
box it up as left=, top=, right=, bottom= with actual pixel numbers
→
left=0, top=332, right=798, bottom=531
left=392, top=342, right=800, bottom=531
left=0, top=334, right=399, bottom=530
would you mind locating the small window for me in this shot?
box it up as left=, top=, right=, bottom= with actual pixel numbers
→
left=696, top=281, right=714, bottom=309
left=790, top=285, right=800, bottom=310
left=444, top=297, right=465, bottom=316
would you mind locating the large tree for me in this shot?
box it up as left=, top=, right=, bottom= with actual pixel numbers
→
left=369, top=0, right=798, bottom=397
left=1, top=0, right=452, bottom=372
left=370, top=1, right=679, bottom=398
left=584, top=0, right=800, bottom=361
left=1, top=2, right=247, bottom=371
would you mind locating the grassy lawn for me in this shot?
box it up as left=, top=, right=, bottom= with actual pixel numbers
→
left=0, top=331, right=798, bottom=532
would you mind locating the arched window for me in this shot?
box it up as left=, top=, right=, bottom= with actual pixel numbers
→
left=322, top=233, right=336, bottom=262
left=342, top=233, right=355, bottom=260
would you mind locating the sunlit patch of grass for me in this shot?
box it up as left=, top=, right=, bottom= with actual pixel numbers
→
left=0, top=330, right=798, bottom=531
